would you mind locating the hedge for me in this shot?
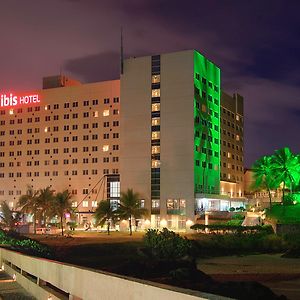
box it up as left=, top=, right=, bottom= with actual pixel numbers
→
left=190, top=224, right=273, bottom=234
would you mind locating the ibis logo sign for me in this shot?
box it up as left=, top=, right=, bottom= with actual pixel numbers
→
left=0, top=93, right=40, bottom=108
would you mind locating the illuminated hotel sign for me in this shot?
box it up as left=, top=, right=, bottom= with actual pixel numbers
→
left=0, top=93, right=40, bottom=108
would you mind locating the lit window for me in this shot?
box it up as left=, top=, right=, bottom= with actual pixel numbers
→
left=103, top=145, right=109, bottom=152
left=152, top=89, right=160, bottom=97
left=9, top=109, right=14, bottom=115
left=152, top=117, right=160, bottom=126
left=92, top=201, right=98, bottom=208
left=72, top=202, right=77, bottom=207
left=236, top=135, right=240, bottom=141
left=151, top=199, right=160, bottom=208
left=93, top=111, right=99, bottom=117
left=82, top=201, right=89, bottom=207
left=236, top=115, right=240, bottom=121
left=151, top=146, right=160, bottom=154
left=151, top=103, right=160, bottom=112
left=151, top=160, right=160, bottom=168
left=151, top=131, right=160, bottom=140
left=152, top=75, right=160, bottom=83
left=103, top=110, right=109, bottom=116
left=227, top=152, right=231, bottom=158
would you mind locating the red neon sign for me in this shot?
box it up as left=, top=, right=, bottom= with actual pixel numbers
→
left=0, top=93, right=40, bottom=108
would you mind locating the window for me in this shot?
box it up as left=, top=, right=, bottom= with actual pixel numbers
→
left=103, top=133, right=109, bottom=139
left=104, top=98, right=109, bottom=104
left=103, top=110, right=109, bottom=116
left=152, top=75, right=160, bottom=83
left=53, top=115, right=59, bottom=120
left=103, top=122, right=109, bottom=127
left=64, top=103, right=70, bottom=108
left=113, top=97, right=119, bottom=103
left=152, top=89, right=160, bottom=97
left=113, top=109, right=119, bottom=115
left=151, top=131, right=160, bottom=140
left=73, top=101, right=78, bottom=107
left=83, top=100, right=89, bottom=106
left=83, top=112, right=89, bottom=118
left=103, top=145, right=109, bottom=152
left=152, top=103, right=160, bottom=112
left=92, top=99, right=98, bottom=105
left=113, top=133, right=119, bottom=138
left=152, top=118, right=160, bottom=126
left=113, top=145, right=119, bottom=150
left=82, top=201, right=89, bottom=207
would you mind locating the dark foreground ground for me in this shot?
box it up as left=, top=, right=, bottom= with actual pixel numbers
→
left=28, top=232, right=300, bottom=299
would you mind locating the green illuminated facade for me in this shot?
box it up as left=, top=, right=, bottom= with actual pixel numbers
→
left=194, top=51, right=221, bottom=195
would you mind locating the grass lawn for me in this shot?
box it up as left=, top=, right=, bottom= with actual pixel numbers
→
left=267, top=204, right=300, bottom=223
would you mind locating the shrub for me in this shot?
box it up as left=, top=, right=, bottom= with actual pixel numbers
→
left=229, top=207, right=235, bottom=212
left=190, top=223, right=274, bottom=234
left=226, top=219, right=243, bottom=226
left=0, top=229, right=52, bottom=258
left=232, top=214, right=244, bottom=220
left=143, top=228, right=193, bottom=261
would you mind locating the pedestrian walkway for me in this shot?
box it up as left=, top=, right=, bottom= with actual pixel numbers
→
left=0, top=270, right=35, bottom=300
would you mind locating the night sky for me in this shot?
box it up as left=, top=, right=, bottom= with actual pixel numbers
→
left=0, top=0, right=299, bottom=167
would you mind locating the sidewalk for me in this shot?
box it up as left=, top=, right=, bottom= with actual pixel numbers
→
left=0, top=271, right=35, bottom=300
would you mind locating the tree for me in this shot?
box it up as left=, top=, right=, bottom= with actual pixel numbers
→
left=118, top=189, right=148, bottom=235
left=271, top=148, right=300, bottom=203
left=94, top=200, right=118, bottom=235
left=0, top=201, right=21, bottom=231
left=251, top=156, right=278, bottom=210
left=38, top=187, right=54, bottom=226
left=18, top=186, right=40, bottom=234
left=52, top=190, right=73, bottom=236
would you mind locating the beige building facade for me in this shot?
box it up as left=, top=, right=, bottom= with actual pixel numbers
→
left=0, top=77, right=120, bottom=224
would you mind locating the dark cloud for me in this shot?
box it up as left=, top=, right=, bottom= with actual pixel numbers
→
left=0, top=0, right=299, bottom=166
left=64, top=51, right=120, bottom=82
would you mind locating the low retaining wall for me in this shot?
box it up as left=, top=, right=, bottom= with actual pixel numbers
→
left=0, top=248, right=227, bottom=300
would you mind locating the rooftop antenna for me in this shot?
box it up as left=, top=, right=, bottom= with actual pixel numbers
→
left=120, top=27, right=124, bottom=75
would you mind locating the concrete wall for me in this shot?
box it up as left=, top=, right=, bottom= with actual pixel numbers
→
left=0, top=248, right=227, bottom=300
left=120, top=56, right=152, bottom=211
left=160, top=51, right=195, bottom=221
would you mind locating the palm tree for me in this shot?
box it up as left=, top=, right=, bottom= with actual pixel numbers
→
left=38, top=187, right=54, bottom=226
left=0, top=201, right=21, bottom=231
left=94, top=200, right=118, bottom=235
left=52, top=190, right=73, bottom=236
left=251, top=156, right=278, bottom=210
left=18, top=186, right=40, bottom=234
left=271, top=148, right=300, bottom=203
left=117, top=189, right=148, bottom=235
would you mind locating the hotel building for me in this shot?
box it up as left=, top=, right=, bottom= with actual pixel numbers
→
left=0, top=76, right=120, bottom=224
left=0, top=50, right=245, bottom=229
